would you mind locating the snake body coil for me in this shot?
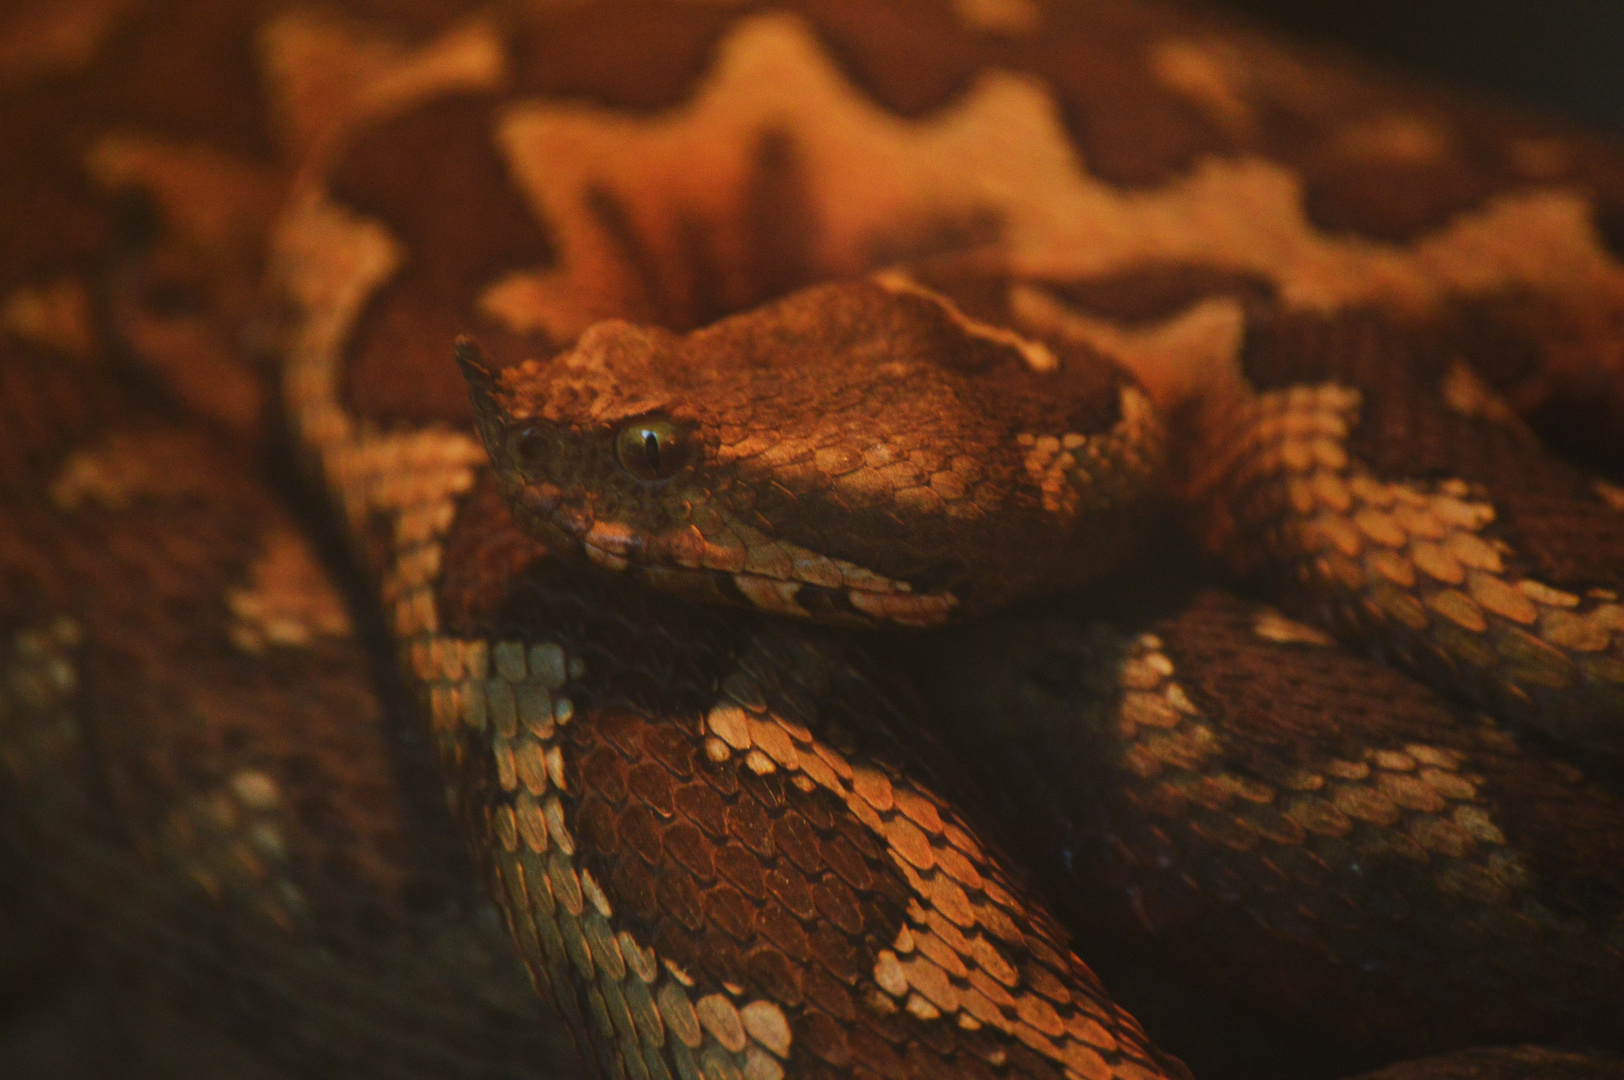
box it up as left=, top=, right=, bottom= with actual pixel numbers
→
left=2, top=3, right=1623, bottom=1080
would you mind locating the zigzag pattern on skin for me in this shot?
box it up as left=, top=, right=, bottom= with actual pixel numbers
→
left=271, top=4, right=1624, bottom=1079
left=920, top=588, right=1624, bottom=1055
left=0, top=4, right=590, bottom=1076
left=0, top=342, right=565, bottom=1079
left=2, top=1, right=1623, bottom=1079
left=273, top=26, right=1188, bottom=1079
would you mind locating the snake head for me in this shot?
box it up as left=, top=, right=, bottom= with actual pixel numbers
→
left=458, top=278, right=1165, bottom=628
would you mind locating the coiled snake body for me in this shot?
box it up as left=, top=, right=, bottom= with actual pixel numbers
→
left=2, top=3, right=1623, bottom=1080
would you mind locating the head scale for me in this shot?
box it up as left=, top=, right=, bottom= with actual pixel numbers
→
left=458, top=279, right=1164, bottom=627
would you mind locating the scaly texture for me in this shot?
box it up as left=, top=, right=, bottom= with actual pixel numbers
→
left=921, top=590, right=1624, bottom=1056
left=2, top=3, right=1624, bottom=1080
left=1197, top=308, right=1624, bottom=756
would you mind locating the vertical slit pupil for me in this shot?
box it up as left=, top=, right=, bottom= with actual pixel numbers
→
left=616, top=418, right=686, bottom=481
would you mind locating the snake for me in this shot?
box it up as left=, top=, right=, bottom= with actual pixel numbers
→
left=2, top=3, right=1623, bottom=1080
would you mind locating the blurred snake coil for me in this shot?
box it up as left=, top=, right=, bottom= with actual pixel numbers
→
left=2, top=4, right=1623, bottom=1080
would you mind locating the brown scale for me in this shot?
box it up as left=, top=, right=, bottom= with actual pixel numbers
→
left=340, top=7, right=1624, bottom=1074
left=1202, top=307, right=1624, bottom=756
left=0, top=4, right=588, bottom=1065
left=1035, top=265, right=1279, bottom=330
left=1442, top=289, right=1624, bottom=470
left=918, top=589, right=1624, bottom=1061
left=14, top=1, right=1624, bottom=1079
left=0, top=343, right=575, bottom=1076
left=462, top=279, right=1157, bottom=627
left=434, top=485, right=1185, bottom=1080
left=329, top=92, right=558, bottom=427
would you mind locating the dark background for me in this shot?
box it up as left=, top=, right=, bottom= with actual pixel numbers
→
left=1214, top=0, right=1624, bottom=131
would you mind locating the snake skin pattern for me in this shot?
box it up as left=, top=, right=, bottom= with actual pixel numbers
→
left=2, top=3, right=1622, bottom=1080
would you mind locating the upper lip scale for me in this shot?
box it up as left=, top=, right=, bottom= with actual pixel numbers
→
left=583, top=522, right=646, bottom=559
left=516, top=482, right=561, bottom=517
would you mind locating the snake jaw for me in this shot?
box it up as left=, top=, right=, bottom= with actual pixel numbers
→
left=629, top=562, right=960, bottom=627
left=566, top=502, right=967, bottom=627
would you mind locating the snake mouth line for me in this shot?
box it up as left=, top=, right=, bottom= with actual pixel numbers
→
left=679, top=563, right=959, bottom=627
left=572, top=523, right=958, bottom=627
left=513, top=477, right=962, bottom=626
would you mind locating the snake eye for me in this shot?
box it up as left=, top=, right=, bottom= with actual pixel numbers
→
left=505, top=425, right=552, bottom=478
left=615, top=416, right=690, bottom=483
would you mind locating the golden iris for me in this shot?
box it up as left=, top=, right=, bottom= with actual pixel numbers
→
left=615, top=417, right=689, bottom=482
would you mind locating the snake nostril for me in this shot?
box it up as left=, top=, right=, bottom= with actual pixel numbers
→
left=506, top=426, right=551, bottom=478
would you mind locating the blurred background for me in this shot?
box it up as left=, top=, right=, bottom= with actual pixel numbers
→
left=1214, top=0, right=1624, bottom=130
